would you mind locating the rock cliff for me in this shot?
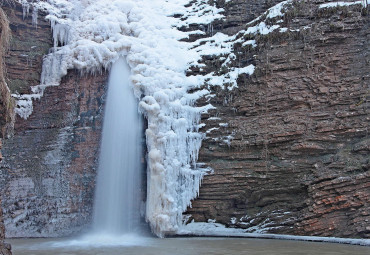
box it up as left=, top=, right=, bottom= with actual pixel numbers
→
left=185, top=0, right=369, bottom=238
left=0, top=2, right=108, bottom=237
left=0, top=0, right=368, bottom=239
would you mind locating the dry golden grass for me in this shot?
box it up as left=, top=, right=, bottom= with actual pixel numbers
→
left=0, top=6, right=14, bottom=138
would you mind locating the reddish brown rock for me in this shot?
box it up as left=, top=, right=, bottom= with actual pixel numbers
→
left=0, top=2, right=108, bottom=237
left=186, top=1, right=370, bottom=238
left=0, top=70, right=107, bottom=237
left=2, top=2, right=52, bottom=95
left=0, top=0, right=368, bottom=240
left=0, top=5, right=14, bottom=140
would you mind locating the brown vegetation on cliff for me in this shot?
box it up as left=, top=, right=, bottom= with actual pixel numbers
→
left=0, top=6, right=14, bottom=140
left=0, top=5, right=12, bottom=255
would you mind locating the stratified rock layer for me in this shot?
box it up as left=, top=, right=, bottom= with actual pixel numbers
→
left=0, top=0, right=368, bottom=239
left=1, top=71, right=107, bottom=237
left=186, top=1, right=369, bottom=238
left=3, top=2, right=51, bottom=95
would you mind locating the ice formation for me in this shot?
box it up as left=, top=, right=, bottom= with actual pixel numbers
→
left=11, top=0, right=307, bottom=237
left=12, top=0, right=226, bottom=237
left=178, top=221, right=370, bottom=246
left=319, top=1, right=367, bottom=8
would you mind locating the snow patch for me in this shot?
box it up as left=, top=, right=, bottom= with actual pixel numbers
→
left=319, top=1, right=364, bottom=9
left=178, top=221, right=370, bottom=246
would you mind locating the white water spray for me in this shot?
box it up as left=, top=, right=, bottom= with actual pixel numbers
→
left=93, top=57, right=143, bottom=235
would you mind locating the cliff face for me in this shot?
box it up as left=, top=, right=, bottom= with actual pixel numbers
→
left=0, top=0, right=368, bottom=239
left=1, top=72, right=107, bottom=237
left=0, top=2, right=108, bottom=237
left=186, top=0, right=369, bottom=238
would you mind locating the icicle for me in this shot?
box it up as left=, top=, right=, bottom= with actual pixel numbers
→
left=51, top=23, right=70, bottom=48
left=32, top=5, right=38, bottom=28
left=21, top=0, right=30, bottom=20
left=12, top=0, right=224, bottom=237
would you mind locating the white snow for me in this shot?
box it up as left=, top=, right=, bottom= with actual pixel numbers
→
left=242, top=40, right=257, bottom=48
left=319, top=1, right=364, bottom=9
left=207, top=117, right=221, bottom=121
left=14, top=0, right=224, bottom=237
left=174, top=0, right=224, bottom=28
left=205, top=127, right=219, bottom=134
left=279, top=27, right=288, bottom=32
left=12, top=0, right=345, bottom=240
left=266, top=0, right=289, bottom=19
left=178, top=221, right=370, bottom=246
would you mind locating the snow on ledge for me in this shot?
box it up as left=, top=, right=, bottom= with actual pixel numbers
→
left=177, top=222, right=370, bottom=246
left=319, top=1, right=365, bottom=9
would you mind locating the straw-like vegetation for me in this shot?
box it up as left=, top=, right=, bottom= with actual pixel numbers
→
left=0, top=6, right=14, bottom=138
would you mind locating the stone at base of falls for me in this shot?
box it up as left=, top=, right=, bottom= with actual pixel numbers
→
left=0, top=200, right=11, bottom=255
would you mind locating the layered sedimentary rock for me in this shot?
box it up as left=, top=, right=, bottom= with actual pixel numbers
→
left=186, top=1, right=369, bottom=238
left=0, top=0, right=368, bottom=239
left=1, top=71, right=107, bottom=237
left=0, top=2, right=108, bottom=237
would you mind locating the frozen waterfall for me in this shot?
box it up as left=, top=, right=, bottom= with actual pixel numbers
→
left=93, top=57, right=143, bottom=234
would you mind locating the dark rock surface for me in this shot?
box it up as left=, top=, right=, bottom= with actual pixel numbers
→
left=186, top=1, right=370, bottom=238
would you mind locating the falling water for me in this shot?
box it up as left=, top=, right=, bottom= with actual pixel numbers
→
left=92, top=57, right=143, bottom=235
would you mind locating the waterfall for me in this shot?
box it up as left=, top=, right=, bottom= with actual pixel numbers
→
left=92, top=57, right=143, bottom=235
